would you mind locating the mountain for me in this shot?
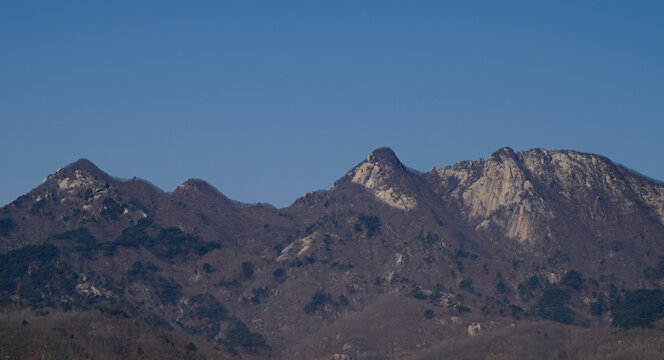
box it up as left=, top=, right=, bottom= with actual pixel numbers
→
left=1, top=147, right=664, bottom=359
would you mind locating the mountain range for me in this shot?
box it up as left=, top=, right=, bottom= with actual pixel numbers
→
left=1, top=147, right=664, bottom=359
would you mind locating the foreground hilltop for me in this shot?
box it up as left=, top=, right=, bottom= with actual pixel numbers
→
left=1, top=147, right=663, bottom=359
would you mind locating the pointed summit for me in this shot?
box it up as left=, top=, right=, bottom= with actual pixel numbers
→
left=489, top=147, right=517, bottom=162
left=67, top=158, right=98, bottom=170
left=41, top=158, right=112, bottom=187
left=365, top=147, right=403, bottom=169
left=350, top=147, right=407, bottom=182
left=31, top=158, right=119, bottom=204
left=174, top=178, right=223, bottom=196
left=171, top=178, right=240, bottom=207
left=340, top=147, right=418, bottom=211
left=64, top=158, right=107, bottom=177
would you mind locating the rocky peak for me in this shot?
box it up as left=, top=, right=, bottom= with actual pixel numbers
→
left=427, top=147, right=664, bottom=243
left=489, top=147, right=517, bottom=162
left=174, top=179, right=215, bottom=193
left=341, top=147, right=418, bottom=211
left=364, top=147, right=404, bottom=169
left=172, top=178, right=235, bottom=206
left=66, top=158, right=104, bottom=175
left=173, top=178, right=224, bottom=197
left=40, top=158, right=113, bottom=195
left=519, top=149, right=664, bottom=225
left=519, top=149, right=621, bottom=194
left=347, top=147, right=408, bottom=184
left=13, top=159, right=151, bottom=227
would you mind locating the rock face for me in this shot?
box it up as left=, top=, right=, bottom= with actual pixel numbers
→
left=428, top=147, right=545, bottom=243
left=1, top=147, right=664, bottom=360
left=426, top=148, right=664, bottom=245
left=343, top=147, right=418, bottom=211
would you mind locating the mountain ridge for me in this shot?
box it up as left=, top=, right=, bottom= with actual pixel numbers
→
left=1, top=146, right=664, bottom=359
left=24, top=146, right=664, bottom=213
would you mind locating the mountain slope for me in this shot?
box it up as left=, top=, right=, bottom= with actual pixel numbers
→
left=1, top=147, right=663, bottom=359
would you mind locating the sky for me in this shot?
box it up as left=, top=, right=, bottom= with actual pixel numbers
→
left=1, top=1, right=663, bottom=208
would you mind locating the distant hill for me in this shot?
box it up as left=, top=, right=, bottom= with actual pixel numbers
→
left=1, top=147, right=664, bottom=359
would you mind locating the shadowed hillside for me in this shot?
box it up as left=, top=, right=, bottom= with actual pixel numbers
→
left=1, top=147, right=663, bottom=358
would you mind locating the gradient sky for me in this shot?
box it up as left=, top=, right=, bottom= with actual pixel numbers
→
left=1, top=1, right=663, bottom=208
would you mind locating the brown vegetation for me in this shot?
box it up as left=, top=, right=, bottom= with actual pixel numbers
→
left=416, top=320, right=664, bottom=360
left=1, top=148, right=664, bottom=358
left=0, top=306, right=230, bottom=359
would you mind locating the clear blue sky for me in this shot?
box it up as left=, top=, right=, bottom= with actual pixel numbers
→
left=1, top=1, right=663, bottom=207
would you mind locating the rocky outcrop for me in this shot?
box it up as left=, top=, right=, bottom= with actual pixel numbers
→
left=428, top=148, right=547, bottom=242
left=343, top=148, right=418, bottom=211
left=2, top=148, right=664, bottom=360
left=428, top=147, right=664, bottom=243
left=33, top=159, right=148, bottom=223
